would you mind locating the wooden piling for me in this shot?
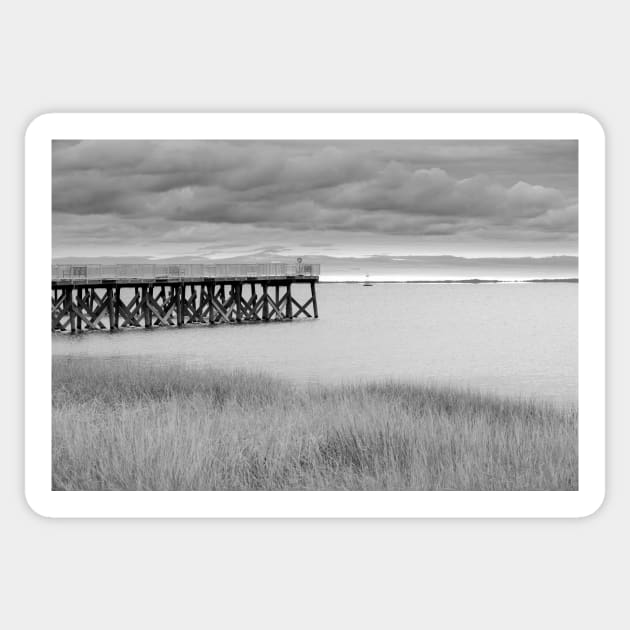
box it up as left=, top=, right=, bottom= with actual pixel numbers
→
left=156, top=286, right=165, bottom=326
left=262, top=282, right=269, bottom=321
left=310, top=281, right=318, bottom=318
left=76, top=287, right=82, bottom=332
left=188, top=286, right=196, bottom=323
left=176, top=284, right=183, bottom=327
left=208, top=281, right=215, bottom=325
left=114, top=287, right=120, bottom=330
left=286, top=283, right=293, bottom=319
left=67, top=287, right=76, bottom=334
left=144, top=286, right=152, bottom=328
left=235, top=283, right=242, bottom=322
left=107, top=286, right=115, bottom=331
left=52, top=266, right=319, bottom=333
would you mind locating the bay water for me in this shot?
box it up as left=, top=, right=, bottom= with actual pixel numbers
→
left=52, top=283, right=577, bottom=404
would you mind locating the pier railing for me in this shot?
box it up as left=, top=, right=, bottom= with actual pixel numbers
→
left=52, top=262, right=320, bottom=282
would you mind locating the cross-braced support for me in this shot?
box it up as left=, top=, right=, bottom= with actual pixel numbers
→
left=51, top=278, right=319, bottom=333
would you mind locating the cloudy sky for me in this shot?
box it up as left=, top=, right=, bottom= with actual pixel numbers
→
left=52, top=139, right=578, bottom=277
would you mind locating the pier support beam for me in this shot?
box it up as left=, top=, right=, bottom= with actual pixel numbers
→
left=209, top=284, right=216, bottom=324
left=262, top=282, right=269, bottom=321
left=176, top=284, right=183, bottom=327
left=76, top=287, right=82, bottom=332
left=67, top=286, right=76, bottom=334
left=107, top=286, right=115, bottom=332
left=114, top=287, right=120, bottom=330
left=286, top=283, right=293, bottom=319
left=143, top=286, right=152, bottom=329
left=235, top=283, right=242, bottom=323
left=310, top=281, right=318, bottom=319
left=52, top=276, right=319, bottom=333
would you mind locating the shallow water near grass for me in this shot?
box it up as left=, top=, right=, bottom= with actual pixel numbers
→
left=52, top=283, right=577, bottom=404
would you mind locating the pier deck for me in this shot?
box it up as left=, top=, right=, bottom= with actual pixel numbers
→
left=52, top=263, right=319, bottom=333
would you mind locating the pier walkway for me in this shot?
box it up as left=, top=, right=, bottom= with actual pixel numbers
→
left=52, top=263, right=320, bottom=333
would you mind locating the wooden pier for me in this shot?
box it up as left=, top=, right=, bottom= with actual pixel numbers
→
left=51, top=263, right=319, bottom=333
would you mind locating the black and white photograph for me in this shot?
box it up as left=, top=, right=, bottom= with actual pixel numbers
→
left=48, top=131, right=581, bottom=492
left=6, top=3, right=626, bottom=627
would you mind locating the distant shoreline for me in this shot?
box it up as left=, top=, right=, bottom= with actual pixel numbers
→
left=320, top=278, right=579, bottom=284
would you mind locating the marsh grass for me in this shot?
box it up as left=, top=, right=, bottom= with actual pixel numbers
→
left=52, top=357, right=578, bottom=491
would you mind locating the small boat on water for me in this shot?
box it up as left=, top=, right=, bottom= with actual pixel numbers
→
left=363, top=274, right=373, bottom=287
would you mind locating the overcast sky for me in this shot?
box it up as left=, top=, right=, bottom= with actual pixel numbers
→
left=52, top=139, right=578, bottom=261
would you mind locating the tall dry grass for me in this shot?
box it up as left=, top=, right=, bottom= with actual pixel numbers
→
left=52, top=357, right=578, bottom=490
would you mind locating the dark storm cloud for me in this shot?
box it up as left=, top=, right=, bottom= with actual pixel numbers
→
left=52, top=139, right=578, bottom=255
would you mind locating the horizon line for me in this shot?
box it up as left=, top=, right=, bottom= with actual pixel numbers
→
left=51, top=253, right=579, bottom=261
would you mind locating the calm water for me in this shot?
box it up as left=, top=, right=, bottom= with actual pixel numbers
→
left=52, top=283, right=578, bottom=404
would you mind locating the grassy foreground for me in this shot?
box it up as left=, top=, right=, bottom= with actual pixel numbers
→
left=52, top=357, right=578, bottom=491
